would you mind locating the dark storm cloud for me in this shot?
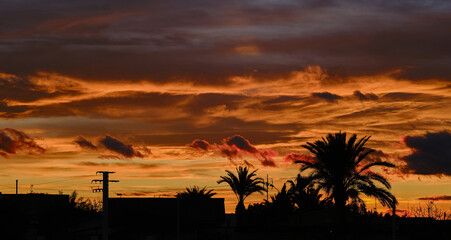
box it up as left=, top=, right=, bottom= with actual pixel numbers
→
left=99, top=135, right=149, bottom=159
left=418, top=195, right=451, bottom=201
left=74, top=136, right=97, bottom=150
left=0, top=128, right=45, bottom=158
left=0, top=0, right=450, bottom=83
left=353, top=90, right=379, bottom=101
left=402, top=131, right=451, bottom=175
left=311, top=92, right=342, bottom=102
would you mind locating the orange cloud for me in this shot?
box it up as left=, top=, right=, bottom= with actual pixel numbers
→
left=233, top=45, right=261, bottom=56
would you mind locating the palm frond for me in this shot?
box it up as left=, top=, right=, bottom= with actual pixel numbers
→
left=359, top=161, right=395, bottom=173
left=296, top=132, right=398, bottom=210
left=218, top=166, right=265, bottom=211
left=176, top=185, right=216, bottom=199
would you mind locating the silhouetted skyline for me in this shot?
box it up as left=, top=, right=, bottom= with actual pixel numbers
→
left=0, top=0, right=450, bottom=214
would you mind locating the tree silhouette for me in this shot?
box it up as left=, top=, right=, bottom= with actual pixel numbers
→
left=265, top=183, right=295, bottom=221
left=217, top=166, right=265, bottom=215
left=175, top=186, right=216, bottom=199
left=287, top=173, right=326, bottom=212
left=69, top=190, right=101, bottom=213
left=295, top=132, right=398, bottom=215
left=267, top=184, right=293, bottom=207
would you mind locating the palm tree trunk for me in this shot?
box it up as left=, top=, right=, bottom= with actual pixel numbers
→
left=334, top=190, right=347, bottom=239
left=236, top=199, right=245, bottom=228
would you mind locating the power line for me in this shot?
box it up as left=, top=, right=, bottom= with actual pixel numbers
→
left=1, top=177, right=230, bottom=196
left=33, top=176, right=87, bottom=186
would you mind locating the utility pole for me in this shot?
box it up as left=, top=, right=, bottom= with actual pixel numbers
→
left=16, top=180, right=18, bottom=194
left=92, top=171, right=119, bottom=240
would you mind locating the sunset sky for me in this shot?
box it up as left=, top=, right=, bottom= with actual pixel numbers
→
left=0, top=0, right=450, bottom=213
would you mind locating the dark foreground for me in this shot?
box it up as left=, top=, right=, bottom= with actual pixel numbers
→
left=0, top=194, right=449, bottom=240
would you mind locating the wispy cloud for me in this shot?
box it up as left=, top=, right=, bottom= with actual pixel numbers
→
left=283, top=152, right=314, bottom=163
left=418, top=195, right=451, bottom=201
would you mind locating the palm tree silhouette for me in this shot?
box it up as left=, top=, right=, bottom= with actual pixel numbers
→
left=265, top=183, right=295, bottom=221
left=287, top=174, right=325, bottom=212
left=175, top=186, right=216, bottom=199
left=267, top=184, right=292, bottom=208
left=295, top=132, right=398, bottom=215
left=217, top=166, right=265, bottom=216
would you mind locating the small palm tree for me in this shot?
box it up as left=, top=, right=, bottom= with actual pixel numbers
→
left=176, top=186, right=216, bottom=200
left=287, top=173, right=325, bottom=212
left=296, top=132, right=398, bottom=214
left=268, top=184, right=291, bottom=206
left=266, top=184, right=295, bottom=220
left=217, top=166, right=265, bottom=215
